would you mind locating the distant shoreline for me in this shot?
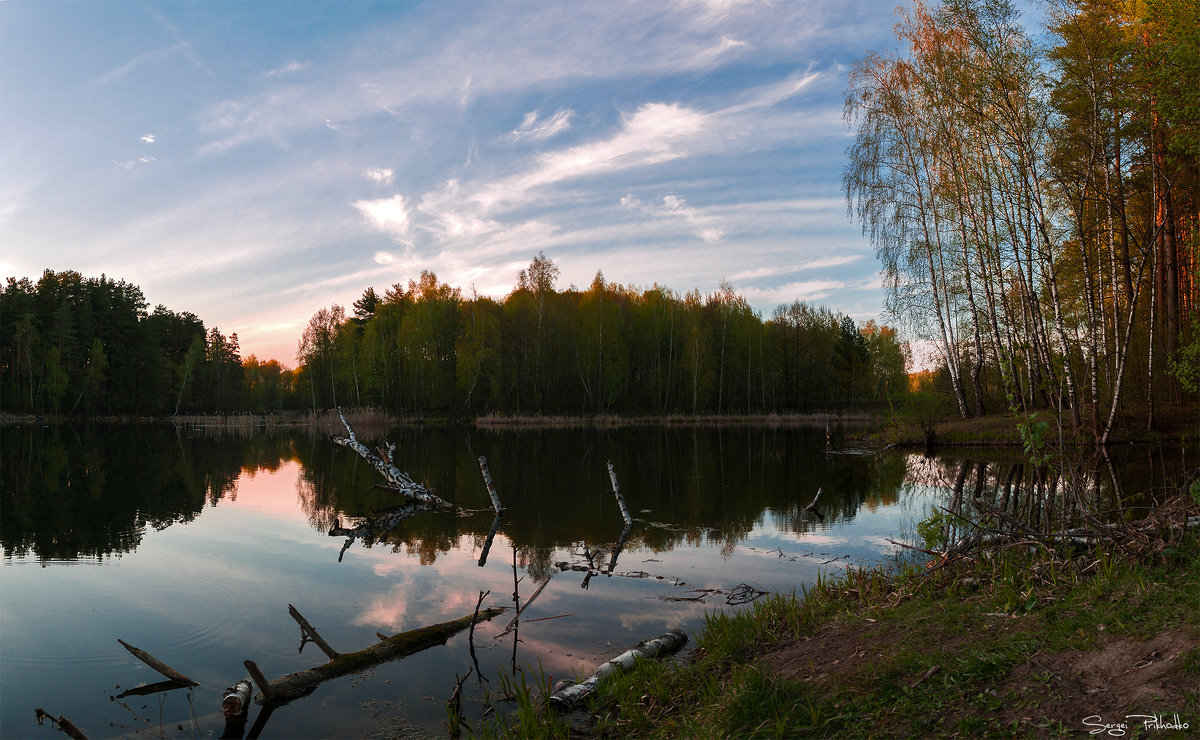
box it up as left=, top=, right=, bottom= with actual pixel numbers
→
left=4, top=407, right=1194, bottom=446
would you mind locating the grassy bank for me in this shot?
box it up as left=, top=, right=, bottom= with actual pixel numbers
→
left=484, top=494, right=1199, bottom=739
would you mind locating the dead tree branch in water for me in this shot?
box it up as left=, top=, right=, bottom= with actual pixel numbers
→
left=34, top=708, right=88, bottom=740
left=116, top=639, right=198, bottom=687
left=246, top=606, right=506, bottom=705
left=329, top=407, right=456, bottom=510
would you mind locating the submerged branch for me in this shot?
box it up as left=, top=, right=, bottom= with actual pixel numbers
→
left=252, top=607, right=506, bottom=705
left=330, top=407, right=456, bottom=510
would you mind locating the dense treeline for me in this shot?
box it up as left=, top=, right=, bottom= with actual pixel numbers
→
left=0, top=270, right=289, bottom=415
left=295, top=254, right=909, bottom=415
left=845, top=0, right=1198, bottom=442
left=1, top=263, right=908, bottom=417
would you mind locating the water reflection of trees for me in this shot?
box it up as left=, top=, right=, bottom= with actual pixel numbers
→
left=5, top=423, right=1192, bottom=562
left=0, top=425, right=296, bottom=560
left=297, top=425, right=913, bottom=566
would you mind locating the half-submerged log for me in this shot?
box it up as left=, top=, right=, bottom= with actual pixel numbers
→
left=804, top=487, right=824, bottom=521
left=116, top=639, right=198, bottom=687
left=330, top=408, right=455, bottom=510
left=221, top=679, right=253, bottom=717
left=34, top=708, right=88, bottom=740
left=548, top=629, right=688, bottom=710
left=252, top=607, right=506, bottom=705
left=607, top=461, right=633, bottom=527
left=478, top=456, right=504, bottom=515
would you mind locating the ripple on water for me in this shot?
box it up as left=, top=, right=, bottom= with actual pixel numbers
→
left=1, top=557, right=242, bottom=669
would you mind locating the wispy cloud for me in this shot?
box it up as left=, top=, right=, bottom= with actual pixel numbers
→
left=481, top=102, right=710, bottom=210
left=512, top=109, right=573, bottom=141
left=742, top=279, right=846, bottom=305
left=265, top=60, right=310, bottom=78
left=729, top=255, right=861, bottom=281
left=621, top=193, right=723, bottom=243
left=140, top=133, right=156, bottom=144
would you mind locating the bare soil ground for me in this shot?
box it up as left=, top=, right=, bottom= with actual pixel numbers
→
left=757, top=616, right=1198, bottom=737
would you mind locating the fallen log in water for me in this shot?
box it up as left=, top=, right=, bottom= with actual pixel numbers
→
left=116, top=639, right=198, bottom=687
left=221, top=679, right=252, bottom=717
left=330, top=408, right=456, bottom=510
left=251, top=607, right=506, bottom=705
left=34, top=708, right=88, bottom=740
left=548, top=629, right=688, bottom=710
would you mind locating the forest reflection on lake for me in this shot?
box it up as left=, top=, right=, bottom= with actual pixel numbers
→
left=1, top=422, right=1193, bottom=738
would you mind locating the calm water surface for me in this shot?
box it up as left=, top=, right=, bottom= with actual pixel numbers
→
left=1, top=423, right=1192, bottom=738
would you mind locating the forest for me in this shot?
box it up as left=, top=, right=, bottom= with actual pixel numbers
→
left=2, top=0, right=1196, bottom=430
left=843, top=0, right=1198, bottom=442
left=0, top=263, right=907, bottom=417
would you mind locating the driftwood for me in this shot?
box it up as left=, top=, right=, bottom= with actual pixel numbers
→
left=251, top=607, right=506, bottom=705
left=289, top=604, right=339, bottom=659
left=548, top=630, right=688, bottom=710
left=804, top=487, right=824, bottom=521
left=607, top=461, right=633, bottom=527
left=221, top=679, right=252, bottom=717
left=497, top=577, right=552, bottom=637
left=116, top=639, right=198, bottom=686
left=330, top=408, right=455, bottom=510
left=478, top=456, right=504, bottom=515
left=34, top=708, right=88, bottom=740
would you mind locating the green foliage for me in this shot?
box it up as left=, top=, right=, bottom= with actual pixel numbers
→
left=916, top=508, right=954, bottom=551
left=1017, top=413, right=1054, bottom=469
left=1170, top=317, right=1200, bottom=394
left=289, top=255, right=911, bottom=416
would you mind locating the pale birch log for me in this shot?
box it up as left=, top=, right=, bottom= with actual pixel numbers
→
left=331, top=408, right=455, bottom=509
left=607, top=461, right=632, bottom=527
left=478, top=456, right=504, bottom=514
left=548, top=629, right=688, bottom=710
left=606, top=524, right=632, bottom=574
left=804, top=487, right=824, bottom=521
left=221, top=679, right=253, bottom=717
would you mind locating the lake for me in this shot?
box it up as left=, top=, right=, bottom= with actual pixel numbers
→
left=1, top=422, right=1193, bottom=738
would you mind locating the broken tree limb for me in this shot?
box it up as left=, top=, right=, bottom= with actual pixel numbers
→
left=221, top=679, right=253, bottom=717
left=243, top=660, right=273, bottom=701
left=477, top=456, right=504, bottom=515
left=804, top=487, right=824, bottom=521
left=116, top=639, right=198, bottom=687
left=607, top=461, right=633, bottom=527
left=548, top=629, right=688, bottom=710
left=497, top=577, right=552, bottom=637
left=251, top=607, right=506, bottom=705
left=330, top=408, right=455, bottom=510
left=289, top=604, right=339, bottom=659
left=606, top=523, right=632, bottom=575
left=34, top=708, right=88, bottom=740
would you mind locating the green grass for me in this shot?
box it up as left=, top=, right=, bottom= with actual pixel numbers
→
left=583, top=532, right=1199, bottom=738
left=471, top=498, right=1199, bottom=738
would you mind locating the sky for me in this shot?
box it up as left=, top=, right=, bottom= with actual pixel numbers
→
left=3, top=0, right=918, bottom=366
